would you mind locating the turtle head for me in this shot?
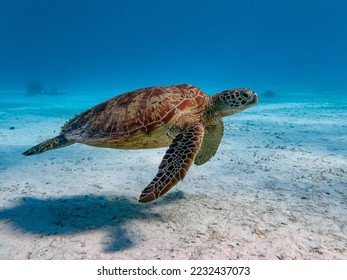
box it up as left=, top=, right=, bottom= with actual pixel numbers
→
left=213, top=88, right=258, bottom=117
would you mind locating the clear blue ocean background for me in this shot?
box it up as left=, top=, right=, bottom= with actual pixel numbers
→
left=1, top=0, right=346, bottom=99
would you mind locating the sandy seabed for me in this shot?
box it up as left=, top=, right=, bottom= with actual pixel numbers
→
left=0, top=92, right=346, bottom=260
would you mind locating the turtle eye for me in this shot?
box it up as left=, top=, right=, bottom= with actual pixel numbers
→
left=242, top=92, right=249, bottom=99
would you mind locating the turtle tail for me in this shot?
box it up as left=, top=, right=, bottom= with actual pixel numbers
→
left=23, top=134, right=73, bottom=156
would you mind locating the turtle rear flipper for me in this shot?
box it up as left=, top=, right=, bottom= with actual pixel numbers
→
left=23, top=134, right=73, bottom=156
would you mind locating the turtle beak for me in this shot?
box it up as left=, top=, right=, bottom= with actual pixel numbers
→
left=244, top=89, right=258, bottom=106
left=252, top=92, right=258, bottom=104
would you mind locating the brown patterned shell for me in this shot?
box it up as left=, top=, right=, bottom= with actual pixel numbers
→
left=62, top=84, right=207, bottom=143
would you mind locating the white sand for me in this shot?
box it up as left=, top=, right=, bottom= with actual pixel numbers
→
left=0, top=92, right=346, bottom=259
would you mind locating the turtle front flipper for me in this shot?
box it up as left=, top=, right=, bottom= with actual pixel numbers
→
left=194, top=119, right=224, bottom=165
left=23, top=134, right=73, bottom=156
left=139, top=122, right=204, bottom=203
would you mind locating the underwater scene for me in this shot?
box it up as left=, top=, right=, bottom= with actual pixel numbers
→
left=0, top=0, right=346, bottom=260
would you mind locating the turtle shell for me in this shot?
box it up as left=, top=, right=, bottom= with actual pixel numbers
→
left=63, top=84, right=207, bottom=146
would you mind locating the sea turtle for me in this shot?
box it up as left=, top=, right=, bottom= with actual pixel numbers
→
left=23, top=84, right=258, bottom=203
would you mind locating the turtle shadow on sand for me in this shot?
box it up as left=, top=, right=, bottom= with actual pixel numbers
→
left=0, top=191, right=184, bottom=252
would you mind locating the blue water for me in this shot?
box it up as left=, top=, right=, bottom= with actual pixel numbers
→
left=0, top=0, right=346, bottom=96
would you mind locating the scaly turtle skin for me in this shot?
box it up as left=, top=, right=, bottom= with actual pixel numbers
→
left=23, top=84, right=258, bottom=203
